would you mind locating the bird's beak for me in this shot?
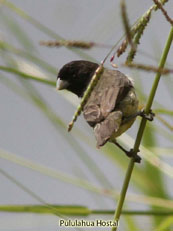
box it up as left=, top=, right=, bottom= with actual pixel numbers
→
left=56, top=78, right=69, bottom=90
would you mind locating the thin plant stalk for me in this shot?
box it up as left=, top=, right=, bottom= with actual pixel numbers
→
left=111, top=27, right=173, bottom=231
left=1, top=204, right=173, bottom=216
left=0, top=66, right=55, bottom=86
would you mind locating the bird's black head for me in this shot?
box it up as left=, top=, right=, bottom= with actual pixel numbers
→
left=57, top=60, right=99, bottom=97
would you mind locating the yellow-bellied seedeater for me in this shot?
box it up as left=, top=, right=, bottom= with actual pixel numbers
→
left=57, top=60, right=142, bottom=162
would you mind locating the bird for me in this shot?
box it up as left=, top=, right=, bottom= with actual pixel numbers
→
left=57, top=60, right=141, bottom=162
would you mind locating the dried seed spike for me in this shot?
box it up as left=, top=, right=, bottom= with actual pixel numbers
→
left=39, top=40, right=61, bottom=47
left=153, top=0, right=173, bottom=25
left=126, top=10, right=152, bottom=63
left=68, top=64, right=104, bottom=132
left=39, top=40, right=95, bottom=49
left=121, top=0, right=135, bottom=50
left=117, top=39, right=128, bottom=57
left=40, top=40, right=112, bottom=49
left=116, top=0, right=167, bottom=58
left=123, top=62, right=173, bottom=75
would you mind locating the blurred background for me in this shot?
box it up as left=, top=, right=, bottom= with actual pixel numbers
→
left=0, top=0, right=173, bottom=230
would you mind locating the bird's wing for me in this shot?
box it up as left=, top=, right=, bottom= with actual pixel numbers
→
left=83, top=69, right=132, bottom=126
left=100, top=86, right=120, bottom=118
left=94, top=110, right=122, bottom=147
left=83, top=103, right=103, bottom=126
left=99, top=70, right=132, bottom=118
left=83, top=85, right=120, bottom=125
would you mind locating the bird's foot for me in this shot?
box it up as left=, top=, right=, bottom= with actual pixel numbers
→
left=139, top=109, right=155, bottom=121
left=125, top=149, right=141, bottom=163
left=113, top=141, right=141, bottom=163
left=123, top=109, right=155, bottom=124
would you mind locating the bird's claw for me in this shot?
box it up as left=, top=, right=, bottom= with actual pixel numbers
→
left=112, top=140, right=141, bottom=163
left=125, top=149, right=141, bottom=163
left=139, top=109, right=155, bottom=121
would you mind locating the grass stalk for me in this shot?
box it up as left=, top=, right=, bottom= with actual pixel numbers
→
left=111, top=27, right=173, bottom=231
left=0, top=66, right=55, bottom=86
left=1, top=204, right=173, bottom=216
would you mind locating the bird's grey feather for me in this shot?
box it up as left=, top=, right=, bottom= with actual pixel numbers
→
left=83, top=69, right=134, bottom=146
left=94, top=111, right=122, bottom=147
left=83, top=69, right=132, bottom=123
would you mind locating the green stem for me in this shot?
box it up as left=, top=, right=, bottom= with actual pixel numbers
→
left=1, top=204, right=173, bottom=216
left=93, top=209, right=173, bottom=216
left=0, top=66, right=55, bottom=86
left=111, top=26, right=173, bottom=231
